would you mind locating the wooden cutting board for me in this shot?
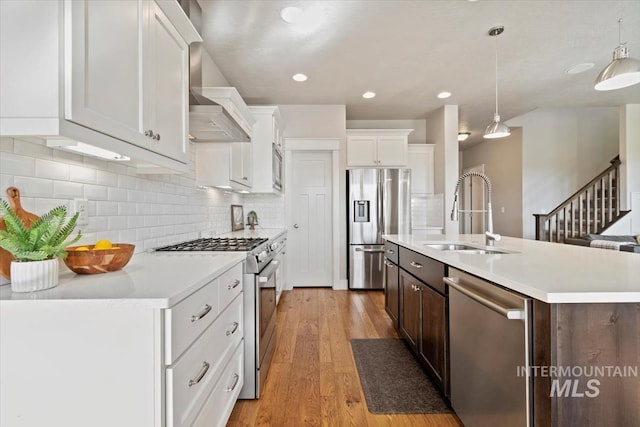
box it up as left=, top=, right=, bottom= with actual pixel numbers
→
left=0, top=187, right=39, bottom=279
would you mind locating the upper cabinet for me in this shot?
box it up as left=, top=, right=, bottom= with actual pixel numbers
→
left=0, top=0, right=200, bottom=173
left=346, top=129, right=413, bottom=167
left=407, top=144, right=435, bottom=195
left=249, top=106, right=284, bottom=193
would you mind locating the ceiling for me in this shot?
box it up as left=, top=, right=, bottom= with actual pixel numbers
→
left=198, top=1, right=640, bottom=145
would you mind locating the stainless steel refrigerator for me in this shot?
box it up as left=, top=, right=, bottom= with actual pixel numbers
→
left=347, top=168, right=411, bottom=289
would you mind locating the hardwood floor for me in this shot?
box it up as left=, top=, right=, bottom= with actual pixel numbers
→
left=228, top=288, right=463, bottom=427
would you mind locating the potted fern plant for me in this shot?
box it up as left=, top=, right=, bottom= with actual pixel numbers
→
left=0, top=201, right=81, bottom=292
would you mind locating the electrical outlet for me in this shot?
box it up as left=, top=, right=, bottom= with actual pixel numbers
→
left=73, top=198, right=89, bottom=226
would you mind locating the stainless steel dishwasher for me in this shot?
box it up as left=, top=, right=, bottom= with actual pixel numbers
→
left=444, top=268, right=532, bottom=427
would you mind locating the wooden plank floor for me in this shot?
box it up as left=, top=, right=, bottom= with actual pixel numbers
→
left=228, top=288, right=464, bottom=427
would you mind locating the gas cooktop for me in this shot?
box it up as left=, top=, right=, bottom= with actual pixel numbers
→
left=155, top=237, right=268, bottom=252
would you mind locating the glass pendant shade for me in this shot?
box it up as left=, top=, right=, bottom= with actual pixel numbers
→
left=484, top=114, right=511, bottom=139
left=594, top=45, right=640, bottom=91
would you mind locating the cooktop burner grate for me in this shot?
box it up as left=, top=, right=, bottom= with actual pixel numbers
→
left=155, top=237, right=268, bottom=252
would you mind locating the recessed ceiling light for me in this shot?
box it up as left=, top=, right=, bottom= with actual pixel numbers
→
left=567, top=63, right=595, bottom=74
left=362, top=91, right=376, bottom=99
left=437, top=91, right=452, bottom=99
left=292, top=73, right=308, bottom=82
left=458, top=132, right=471, bottom=142
left=280, top=7, right=303, bottom=24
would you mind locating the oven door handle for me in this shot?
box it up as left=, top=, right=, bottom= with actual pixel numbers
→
left=258, top=261, right=279, bottom=284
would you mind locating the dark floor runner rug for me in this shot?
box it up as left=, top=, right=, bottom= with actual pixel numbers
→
left=351, top=338, right=453, bottom=414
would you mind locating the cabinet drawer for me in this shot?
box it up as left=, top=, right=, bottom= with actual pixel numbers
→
left=166, top=294, right=243, bottom=427
left=165, top=279, right=219, bottom=364
left=399, top=247, right=446, bottom=294
left=384, top=241, right=399, bottom=264
left=218, top=263, right=243, bottom=313
left=192, top=340, right=244, bottom=427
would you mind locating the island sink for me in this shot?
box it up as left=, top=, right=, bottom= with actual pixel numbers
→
left=424, top=242, right=516, bottom=254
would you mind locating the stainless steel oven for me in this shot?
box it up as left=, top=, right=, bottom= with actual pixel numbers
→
left=272, top=144, right=283, bottom=192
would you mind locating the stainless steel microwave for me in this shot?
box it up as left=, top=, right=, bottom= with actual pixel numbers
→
left=272, top=144, right=283, bottom=191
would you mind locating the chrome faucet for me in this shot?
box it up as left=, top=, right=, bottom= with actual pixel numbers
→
left=450, top=171, right=501, bottom=246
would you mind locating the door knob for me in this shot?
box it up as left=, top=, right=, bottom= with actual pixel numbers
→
left=293, top=224, right=299, bottom=228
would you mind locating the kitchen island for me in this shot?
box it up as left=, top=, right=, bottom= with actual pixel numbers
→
left=384, top=234, right=640, bottom=427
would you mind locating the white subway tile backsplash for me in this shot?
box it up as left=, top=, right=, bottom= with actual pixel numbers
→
left=2, top=137, right=247, bottom=252
left=84, top=184, right=108, bottom=200
left=35, top=158, right=70, bottom=180
left=69, top=164, right=97, bottom=184
left=13, top=176, right=54, bottom=197
left=1, top=152, right=36, bottom=176
left=107, top=187, right=127, bottom=202
left=53, top=181, right=83, bottom=199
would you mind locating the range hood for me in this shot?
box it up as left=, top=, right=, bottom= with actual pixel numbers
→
left=181, top=0, right=253, bottom=143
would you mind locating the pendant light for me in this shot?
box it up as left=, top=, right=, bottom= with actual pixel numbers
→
left=484, top=26, right=510, bottom=139
left=594, top=18, right=640, bottom=91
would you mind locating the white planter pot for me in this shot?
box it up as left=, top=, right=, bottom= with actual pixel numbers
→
left=10, top=259, right=59, bottom=293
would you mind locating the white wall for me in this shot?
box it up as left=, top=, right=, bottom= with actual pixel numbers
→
left=0, top=137, right=242, bottom=253
left=615, top=104, right=640, bottom=235
left=201, top=50, right=231, bottom=87
left=507, top=107, right=618, bottom=239
left=426, top=105, right=459, bottom=234
left=461, top=128, right=523, bottom=238
left=346, top=119, right=426, bottom=144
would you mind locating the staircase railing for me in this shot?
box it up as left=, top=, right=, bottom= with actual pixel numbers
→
left=534, top=156, right=625, bottom=242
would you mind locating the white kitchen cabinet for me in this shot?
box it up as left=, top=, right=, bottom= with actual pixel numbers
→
left=0, top=0, right=199, bottom=173
left=346, top=129, right=413, bottom=167
left=196, top=143, right=252, bottom=191
left=230, top=143, right=253, bottom=189
left=408, top=144, right=435, bottom=194
left=0, top=261, right=244, bottom=427
left=249, top=106, right=284, bottom=193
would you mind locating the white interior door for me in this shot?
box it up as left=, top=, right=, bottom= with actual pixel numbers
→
left=462, top=164, right=486, bottom=234
left=288, top=151, right=332, bottom=287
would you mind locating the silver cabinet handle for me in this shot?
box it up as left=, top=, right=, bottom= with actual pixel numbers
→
left=226, top=321, right=239, bottom=336
left=410, top=261, right=423, bottom=269
left=293, top=224, right=299, bottom=228
left=153, top=133, right=160, bottom=141
left=226, top=373, right=240, bottom=392
left=188, top=361, right=210, bottom=387
left=144, top=130, right=154, bottom=137
left=363, top=248, right=385, bottom=253
left=227, top=279, right=240, bottom=290
left=190, top=304, right=212, bottom=322
left=242, top=177, right=248, bottom=180
left=386, top=249, right=395, bottom=254
left=384, top=260, right=395, bottom=267
left=444, top=277, right=525, bottom=320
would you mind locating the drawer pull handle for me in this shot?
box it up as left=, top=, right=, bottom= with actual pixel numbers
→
left=227, top=373, right=240, bottom=392
left=191, top=304, right=212, bottom=322
left=228, top=279, right=241, bottom=290
left=188, top=361, right=210, bottom=387
left=387, top=249, right=395, bottom=254
left=226, top=321, right=239, bottom=336
left=410, top=261, right=423, bottom=269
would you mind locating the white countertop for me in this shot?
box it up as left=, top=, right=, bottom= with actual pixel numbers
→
left=0, top=252, right=245, bottom=308
left=384, top=234, right=640, bottom=304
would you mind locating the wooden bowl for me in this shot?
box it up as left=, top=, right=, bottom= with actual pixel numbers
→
left=63, top=244, right=135, bottom=274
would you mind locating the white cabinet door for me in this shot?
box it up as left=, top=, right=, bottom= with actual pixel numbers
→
left=66, top=0, right=147, bottom=149
left=230, top=143, right=252, bottom=188
left=408, top=144, right=435, bottom=194
left=248, top=106, right=283, bottom=193
left=143, top=1, right=189, bottom=163
left=377, top=136, right=408, bottom=166
left=347, top=136, right=377, bottom=166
